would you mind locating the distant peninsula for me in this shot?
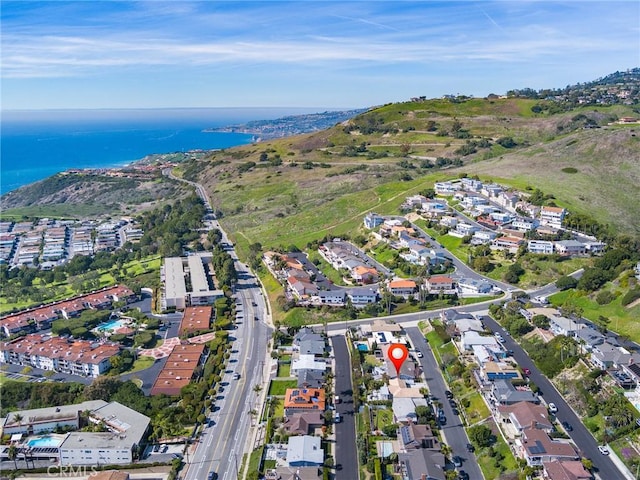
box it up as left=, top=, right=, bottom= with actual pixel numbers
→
left=205, top=108, right=369, bottom=140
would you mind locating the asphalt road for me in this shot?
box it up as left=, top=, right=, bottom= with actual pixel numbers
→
left=331, top=335, right=359, bottom=480
left=481, top=315, right=624, bottom=478
left=168, top=171, right=273, bottom=480
left=407, top=327, right=484, bottom=480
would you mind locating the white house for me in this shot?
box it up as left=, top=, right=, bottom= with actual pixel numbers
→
left=461, top=331, right=500, bottom=351
left=316, top=290, right=346, bottom=305
left=540, top=206, right=566, bottom=228
left=364, top=212, right=384, bottom=229
left=291, top=354, right=328, bottom=376
left=457, top=277, right=494, bottom=295
left=286, top=435, right=324, bottom=467
left=347, top=287, right=378, bottom=305
left=528, top=240, right=555, bottom=255
left=512, top=218, right=539, bottom=231
left=434, top=181, right=461, bottom=195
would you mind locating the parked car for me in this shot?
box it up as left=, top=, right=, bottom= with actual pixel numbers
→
left=416, top=351, right=423, bottom=358
left=458, top=470, right=469, bottom=480
left=548, top=402, right=558, bottom=413
left=232, top=373, right=241, bottom=380
left=466, top=443, right=475, bottom=453
left=445, top=390, right=454, bottom=399
left=598, top=445, right=610, bottom=455
left=452, top=456, right=463, bottom=467
left=523, top=367, right=531, bottom=375
left=561, top=421, right=573, bottom=432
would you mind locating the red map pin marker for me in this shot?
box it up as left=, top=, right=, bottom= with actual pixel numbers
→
left=388, top=343, right=409, bottom=376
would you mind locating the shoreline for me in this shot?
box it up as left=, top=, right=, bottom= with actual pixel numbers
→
left=0, top=149, right=217, bottom=196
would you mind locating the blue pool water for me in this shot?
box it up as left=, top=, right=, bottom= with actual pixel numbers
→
left=357, top=343, right=369, bottom=352
left=96, top=319, right=127, bottom=332
left=26, top=435, right=64, bottom=448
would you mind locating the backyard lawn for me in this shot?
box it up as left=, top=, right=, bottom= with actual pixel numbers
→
left=373, top=408, right=394, bottom=431
left=268, top=379, right=298, bottom=396
left=276, top=362, right=291, bottom=378
left=474, top=429, right=519, bottom=479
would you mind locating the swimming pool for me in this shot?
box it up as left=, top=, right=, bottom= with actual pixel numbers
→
left=95, top=319, right=127, bottom=333
left=26, top=434, right=65, bottom=448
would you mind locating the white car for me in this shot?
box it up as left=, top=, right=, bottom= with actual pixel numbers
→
left=598, top=445, right=610, bottom=455
left=548, top=402, right=558, bottom=413
left=416, top=351, right=423, bottom=358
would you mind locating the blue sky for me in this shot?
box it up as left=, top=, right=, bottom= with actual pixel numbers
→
left=2, top=1, right=638, bottom=110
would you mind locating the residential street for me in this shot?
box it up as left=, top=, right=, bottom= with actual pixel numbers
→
left=331, top=335, right=359, bottom=480
left=407, top=327, right=484, bottom=480
left=481, top=315, right=627, bottom=479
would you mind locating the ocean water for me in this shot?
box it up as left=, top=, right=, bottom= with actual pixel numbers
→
left=1, top=107, right=320, bottom=194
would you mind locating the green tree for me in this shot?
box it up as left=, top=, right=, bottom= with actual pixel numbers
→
left=556, top=276, right=578, bottom=290
left=469, top=424, right=493, bottom=447
left=382, top=424, right=398, bottom=437
left=8, top=444, right=18, bottom=470
left=472, top=256, right=493, bottom=273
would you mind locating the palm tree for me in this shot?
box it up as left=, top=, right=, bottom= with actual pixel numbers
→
left=12, top=413, right=23, bottom=430
left=8, top=444, right=18, bottom=470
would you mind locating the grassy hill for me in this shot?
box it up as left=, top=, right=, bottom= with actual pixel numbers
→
left=171, top=98, right=639, bottom=256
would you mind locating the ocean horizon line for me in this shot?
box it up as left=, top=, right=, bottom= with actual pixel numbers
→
left=1, top=105, right=357, bottom=113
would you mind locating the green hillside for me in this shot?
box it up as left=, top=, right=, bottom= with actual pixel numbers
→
left=173, top=97, right=639, bottom=256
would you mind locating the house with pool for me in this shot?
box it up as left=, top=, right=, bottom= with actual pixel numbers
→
left=1, top=400, right=149, bottom=466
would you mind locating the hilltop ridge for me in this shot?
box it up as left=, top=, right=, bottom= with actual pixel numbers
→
left=2, top=69, right=639, bottom=242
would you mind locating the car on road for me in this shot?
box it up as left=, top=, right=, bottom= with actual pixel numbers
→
left=452, top=456, right=462, bottom=467
left=548, top=402, right=558, bottom=413
left=445, top=390, right=453, bottom=399
left=561, top=421, right=573, bottom=432
left=523, top=367, right=531, bottom=375
left=466, top=443, right=475, bottom=453
left=207, top=472, right=217, bottom=480
left=598, top=445, right=610, bottom=455
left=334, top=413, right=341, bottom=423
left=458, top=470, right=469, bottom=480
left=232, top=373, right=241, bottom=380
left=449, top=398, right=457, bottom=407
